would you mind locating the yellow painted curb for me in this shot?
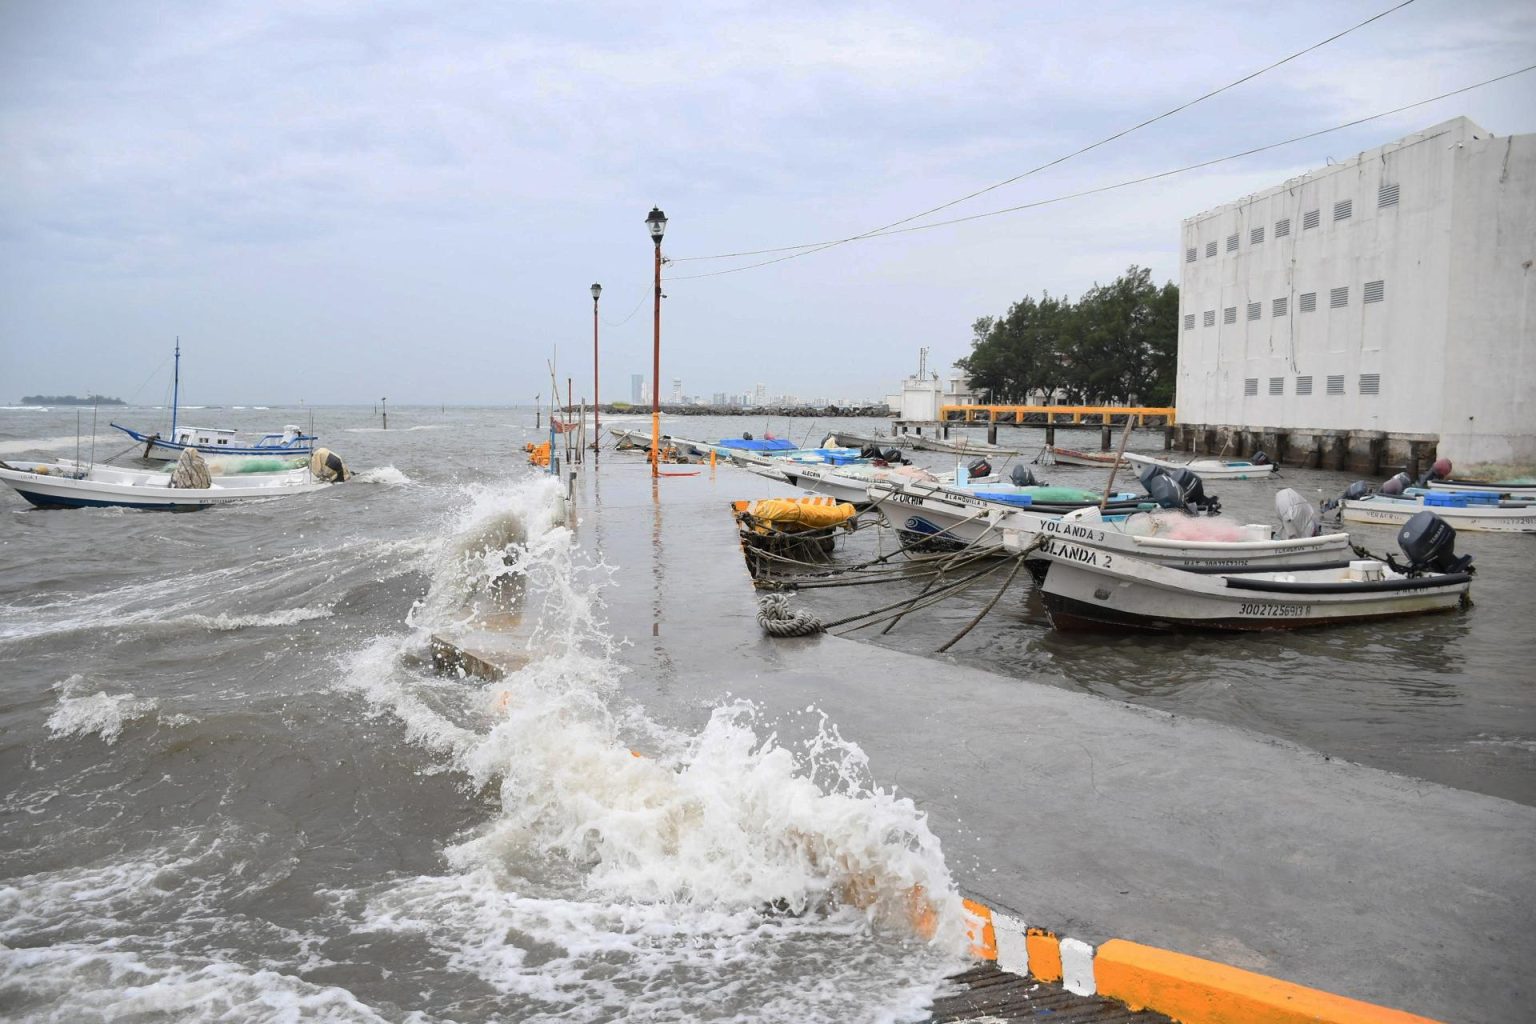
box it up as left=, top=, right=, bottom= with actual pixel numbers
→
left=1094, top=939, right=1443, bottom=1024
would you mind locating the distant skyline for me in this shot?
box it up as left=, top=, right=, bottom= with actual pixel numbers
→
left=3, top=1, right=1533, bottom=405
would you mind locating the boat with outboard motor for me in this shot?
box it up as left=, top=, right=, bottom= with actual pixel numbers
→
left=866, top=477, right=1155, bottom=551
left=907, top=434, right=1023, bottom=456
left=1037, top=445, right=1130, bottom=469
left=1334, top=489, right=1536, bottom=533
left=1124, top=451, right=1276, bottom=480
left=1037, top=509, right=1473, bottom=632
left=109, top=342, right=318, bottom=461
left=0, top=446, right=350, bottom=510
left=1003, top=488, right=1353, bottom=577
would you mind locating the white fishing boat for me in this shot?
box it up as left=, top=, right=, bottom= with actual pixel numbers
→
left=908, top=434, right=1023, bottom=456
left=1425, top=478, right=1536, bottom=500
left=775, top=462, right=936, bottom=505
left=866, top=479, right=1148, bottom=551
left=1037, top=511, right=1472, bottom=632
left=110, top=342, right=317, bottom=461
left=1336, top=492, right=1536, bottom=533
left=1003, top=491, right=1353, bottom=573
left=829, top=430, right=915, bottom=451
left=1037, top=445, right=1130, bottom=469
left=0, top=449, right=349, bottom=511
left=1123, top=452, right=1276, bottom=480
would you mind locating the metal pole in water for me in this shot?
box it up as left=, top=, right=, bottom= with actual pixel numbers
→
left=645, top=206, right=667, bottom=479
left=381, top=397, right=387, bottom=430
left=591, top=283, right=602, bottom=452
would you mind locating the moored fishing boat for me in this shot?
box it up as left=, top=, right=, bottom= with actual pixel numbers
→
left=1124, top=451, right=1276, bottom=480
left=0, top=447, right=349, bottom=510
left=1425, top=478, right=1536, bottom=500
left=866, top=478, right=1149, bottom=551
left=1038, top=510, right=1473, bottom=632
left=1335, top=491, right=1536, bottom=533
left=1037, top=445, right=1130, bottom=469
left=907, top=434, right=1023, bottom=456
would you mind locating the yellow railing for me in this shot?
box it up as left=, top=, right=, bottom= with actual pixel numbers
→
left=937, top=404, right=1177, bottom=426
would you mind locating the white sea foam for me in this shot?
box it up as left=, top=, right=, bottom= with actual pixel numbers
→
left=333, top=472, right=967, bottom=1021
left=45, top=676, right=157, bottom=745
left=0, top=435, right=99, bottom=455
left=176, top=607, right=335, bottom=631
left=351, top=465, right=410, bottom=486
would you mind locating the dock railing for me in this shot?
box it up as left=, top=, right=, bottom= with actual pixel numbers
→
left=939, top=404, right=1177, bottom=426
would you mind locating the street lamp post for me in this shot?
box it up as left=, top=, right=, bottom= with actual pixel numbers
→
left=645, top=206, right=667, bottom=478
left=590, top=282, right=602, bottom=451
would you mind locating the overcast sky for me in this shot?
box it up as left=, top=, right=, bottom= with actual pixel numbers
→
left=2, top=0, right=1533, bottom=406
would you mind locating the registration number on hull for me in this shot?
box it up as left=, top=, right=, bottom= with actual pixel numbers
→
left=1238, top=601, right=1311, bottom=618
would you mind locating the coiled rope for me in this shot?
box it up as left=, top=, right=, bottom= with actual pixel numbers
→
left=757, top=592, right=826, bottom=637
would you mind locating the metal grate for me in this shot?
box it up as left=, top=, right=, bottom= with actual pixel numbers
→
left=1206, top=240, right=1217, bottom=257
left=1303, top=209, right=1320, bottom=230
left=1296, top=375, right=1313, bottom=395
left=1203, top=309, right=1215, bottom=327
left=1226, top=233, right=1239, bottom=252
left=1272, top=297, right=1288, bottom=317
left=1250, top=226, right=1265, bottom=244
left=1185, top=247, right=1197, bottom=263
left=1360, top=373, right=1381, bottom=395
left=1184, top=313, right=1195, bottom=330
left=1247, top=301, right=1261, bottom=321
left=1378, top=183, right=1400, bottom=207
left=1275, top=217, right=1291, bottom=237
left=1244, top=378, right=1258, bottom=396
left=1334, top=199, right=1352, bottom=221
left=1300, top=292, right=1317, bottom=312
left=1269, top=377, right=1284, bottom=395
left=1224, top=306, right=1237, bottom=324
left=1364, top=279, right=1385, bottom=303
left=1330, top=286, right=1349, bottom=308
left=1327, top=374, right=1345, bottom=395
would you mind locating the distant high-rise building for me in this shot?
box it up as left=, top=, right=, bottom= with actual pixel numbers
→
left=752, top=383, right=767, bottom=407
left=631, top=374, right=644, bottom=405
left=671, top=378, right=683, bottom=404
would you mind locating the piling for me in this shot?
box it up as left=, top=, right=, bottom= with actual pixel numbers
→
left=1100, top=425, right=1112, bottom=450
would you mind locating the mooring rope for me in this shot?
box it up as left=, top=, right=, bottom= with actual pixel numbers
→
left=756, top=592, right=826, bottom=637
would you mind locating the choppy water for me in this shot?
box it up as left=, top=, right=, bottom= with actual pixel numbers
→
left=0, top=405, right=967, bottom=1023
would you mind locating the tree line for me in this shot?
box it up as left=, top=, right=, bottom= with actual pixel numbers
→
left=958, top=265, right=1179, bottom=407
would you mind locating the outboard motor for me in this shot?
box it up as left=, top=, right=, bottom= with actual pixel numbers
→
left=1398, top=511, right=1473, bottom=574
left=1166, top=466, right=1219, bottom=514
left=1342, top=480, right=1373, bottom=501
left=741, top=432, right=754, bottom=441
left=1009, top=464, right=1038, bottom=487
left=860, top=444, right=882, bottom=460
left=1430, top=458, right=1452, bottom=480
left=883, top=448, right=906, bottom=465
left=1274, top=488, right=1320, bottom=539
left=1144, top=467, right=1220, bottom=514
left=1144, top=470, right=1185, bottom=510
left=967, top=458, right=992, bottom=480
left=1251, top=450, right=1270, bottom=466
left=1137, top=464, right=1164, bottom=491
left=1381, top=471, right=1411, bottom=496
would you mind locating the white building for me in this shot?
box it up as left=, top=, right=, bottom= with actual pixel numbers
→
left=1177, top=117, right=1535, bottom=467
left=891, top=347, right=981, bottom=422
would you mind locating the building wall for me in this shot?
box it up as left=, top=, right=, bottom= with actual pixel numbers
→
left=1176, top=118, right=1535, bottom=465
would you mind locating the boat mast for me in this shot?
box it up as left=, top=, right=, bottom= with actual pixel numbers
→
left=170, top=338, right=181, bottom=439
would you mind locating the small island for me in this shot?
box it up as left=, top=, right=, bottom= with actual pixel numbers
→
left=20, top=394, right=125, bottom=406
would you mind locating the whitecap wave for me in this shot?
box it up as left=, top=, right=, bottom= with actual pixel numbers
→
left=45, top=676, right=157, bottom=745
left=351, top=465, right=410, bottom=486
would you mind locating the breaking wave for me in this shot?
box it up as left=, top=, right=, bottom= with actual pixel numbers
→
left=45, top=675, right=157, bottom=745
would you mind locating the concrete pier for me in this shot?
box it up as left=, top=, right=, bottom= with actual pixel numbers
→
left=441, top=457, right=1533, bottom=1024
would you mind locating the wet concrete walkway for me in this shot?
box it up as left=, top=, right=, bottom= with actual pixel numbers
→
left=554, top=454, right=1533, bottom=1024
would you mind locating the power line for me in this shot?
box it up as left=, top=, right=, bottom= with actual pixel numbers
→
left=666, top=63, right=1536, bottom=282
left=669, top=0, right=1419, bottom=268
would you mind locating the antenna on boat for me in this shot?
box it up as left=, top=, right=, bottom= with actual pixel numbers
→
left=75, top=410, right=81, bottom=467
left=89, top=399, right=99, bottom=471
left=170, top=338, right=181, bottom=441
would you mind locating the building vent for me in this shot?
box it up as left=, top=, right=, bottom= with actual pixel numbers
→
left=1300, top=292, right=1317, bottom=312
left=1251, top=226, right=1265, bottom=244
left=1303, top=209, right=1320, bottom=230
left=1186, top=247, right=1197, bottom=263
left=1203, top=309, right=1216, bottom=327
left=1296, top=375, right=1313, bottom=395
left=1244, top=378, right=1258, bottom=397
left=1330, top=286, right=1349, bottom=308
left=1275, top=217, right=1291, bottom=237
left=1273, top=297, right=1288, bottom=317
left=1206, top=240, right=1217, bottom=257
left=1247, top=301, right=1261, bottom=321
left=1334, top=199, right=1352, bottom=221
left=1184, top=313, right=1195, bottom=330
left=1378, top=183, right=1400, bottom=208
left=1326, top=374, right=1345, bottom=395
left=1269, top=377, right=1284, bottom=395
left=1364, top=279, right=1385, bottom=303
left=1224, top=306, right=1237, bottom=324
left=1226, top=233, right=1239, bottom=252
left=1360, top=373, right=1381, bottom=395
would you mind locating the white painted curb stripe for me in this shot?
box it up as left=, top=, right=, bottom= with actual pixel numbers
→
left=1060, top=936, right=1097, bottom=995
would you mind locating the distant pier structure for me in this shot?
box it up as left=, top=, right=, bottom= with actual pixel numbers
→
left=1174, top=116, right=1535, bottom=473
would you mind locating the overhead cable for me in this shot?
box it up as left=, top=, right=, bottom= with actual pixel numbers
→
left=666, top=63, right=1536, bottom=282
left=668, top=0, right=1419, bottom=269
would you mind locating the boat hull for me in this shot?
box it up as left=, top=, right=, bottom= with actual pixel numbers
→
left=0, top=463, right=331, bottom=511
left=1124, top=452, right=1277, bottom=480
left=1340, top=497, right=1536, bottom=533
left=1041, top=446, right=1128, bottom=468
left=1040, top=556, right=1470, bottom=632
left=1011, top=518, right=1354, bottom=571
left=110, top=424, right=316, bottom=461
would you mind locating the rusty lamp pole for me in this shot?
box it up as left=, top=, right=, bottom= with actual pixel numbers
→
left=645, top=206, right=667, bottom=478
left=590, top=282, right=602, bottom=451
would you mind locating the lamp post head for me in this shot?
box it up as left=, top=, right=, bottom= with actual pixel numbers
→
left=590, top=282, right=602, bottom=301
left=645, top=206, right=667, bottom=244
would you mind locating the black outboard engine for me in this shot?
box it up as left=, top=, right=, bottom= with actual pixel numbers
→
left=1144, top=470, right=1185, bottom=510
left=967, top=458, right=992, bottom=480
left=884, top=448, right=908, bottom=465
left=1009, top=464, right=1038, bottom=487
left=1251, top=450, right=1270, bottom=466
left=1398, top=511, right=1473, bottom=574
left=1143, top=467, right=1220, bottom=514
left=742, top=432, right=754, bottom=441
left=1342, top=480, right=1373, bottom=501
left=1166, top=466, right=1219, bottom=514
left=860, top=444, right=882, bottom=460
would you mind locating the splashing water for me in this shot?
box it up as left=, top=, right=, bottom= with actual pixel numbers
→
left=45, top=675, right=157, bottom=746
left=335, top=473, right=969, bottom=1021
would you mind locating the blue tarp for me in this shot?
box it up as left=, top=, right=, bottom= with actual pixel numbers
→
left=714, top=438, right=798, bottom=452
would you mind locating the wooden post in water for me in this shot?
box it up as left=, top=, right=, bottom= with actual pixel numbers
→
left=381, top=397, right=387, bottom=430
left=1099, top=418, right=1135, bottom=509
